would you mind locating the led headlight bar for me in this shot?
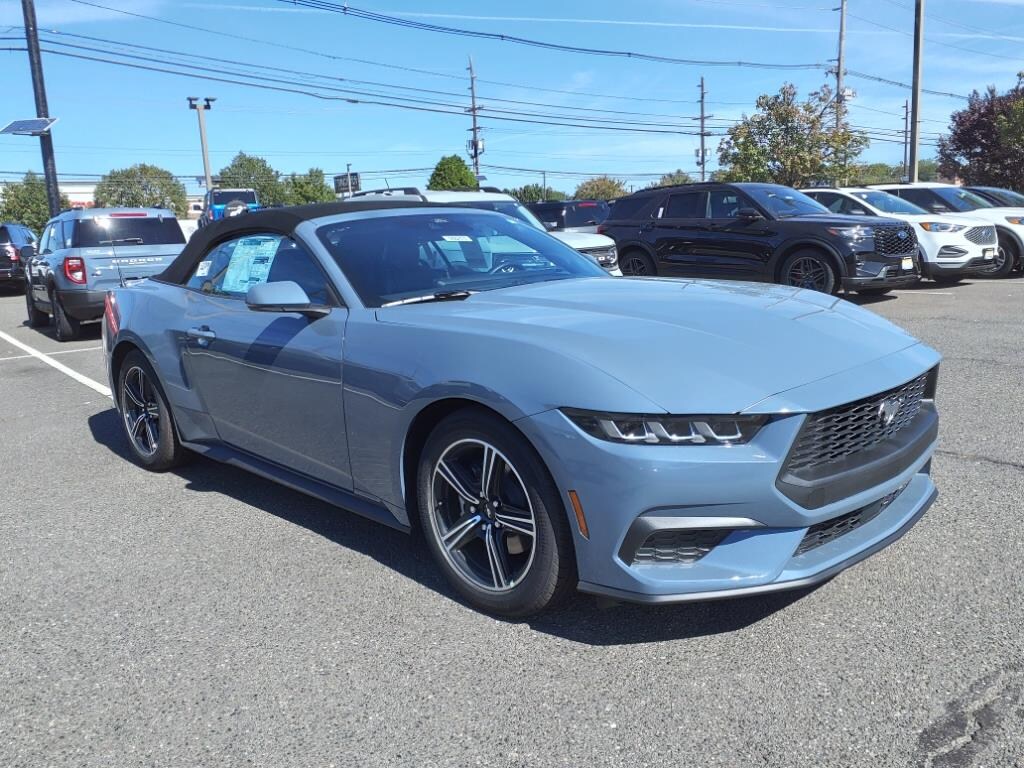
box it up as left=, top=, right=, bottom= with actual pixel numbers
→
left=562, top=409, right=767, bottom=445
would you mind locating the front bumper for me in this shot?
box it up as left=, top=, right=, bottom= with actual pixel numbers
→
left=924, top=254, right=996, bottom=277
left=842, top=256, right=920, bottom=290
left=56, top=289, right=106, bottom=320
left=518, top=395, right=938, bottom=604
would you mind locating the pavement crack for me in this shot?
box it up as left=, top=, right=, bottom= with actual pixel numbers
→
left=935, top=448, right=1024, bottom=472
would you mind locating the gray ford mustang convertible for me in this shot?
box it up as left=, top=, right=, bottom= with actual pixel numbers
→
left=103, top=200, right=939, bottom=616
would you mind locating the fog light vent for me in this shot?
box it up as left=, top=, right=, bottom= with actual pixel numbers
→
left=632, top=529, right=730, bottom=565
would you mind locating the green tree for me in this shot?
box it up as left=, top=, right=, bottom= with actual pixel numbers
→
left=218, top=152, right=284, bottom=206
left=0, top=172, right=69, bottom=233
left=939, top=75, right=1024, bottom=188
left=918, top=159, right=939, bottom=182
left=93, top=163, right=187, bottom=216
left=717, top=83, right=868, bottom=186
left=427, top=155, right=477, bottom=190
left=503, top=184, right=566, bottom=203
left=281, top=168, right=336, bottom=205
left=851, top=162, right=902, bottom=185
left=573, top=176, right=628, bottom=200
left=647, top=169, right=693, bottom=188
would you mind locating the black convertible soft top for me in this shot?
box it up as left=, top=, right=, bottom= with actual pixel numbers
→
left=158, top=199, right=446, bottom=284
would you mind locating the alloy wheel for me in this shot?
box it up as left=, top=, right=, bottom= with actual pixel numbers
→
left=121, top=365, right=161, bottom=457
left=621, top=254, right=650, bottom=276
left=427, top=439, right=537, bottom=593
left=786, top=256, right=830, bottom=291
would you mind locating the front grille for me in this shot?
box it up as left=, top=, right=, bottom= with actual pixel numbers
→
left=632, top=529, right=730, bottom=565
left=964, top=225, right=996, bottom=245
left=873, top=225, right=918, bottom=256
left=784, top=372, right=930, bottom=477
left=794, top=482, right=908, bottom=556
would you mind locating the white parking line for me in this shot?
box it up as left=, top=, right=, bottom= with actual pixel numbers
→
left=0, top=345, right=103, bottom=362
left=0, top=331, right=111, bottom=397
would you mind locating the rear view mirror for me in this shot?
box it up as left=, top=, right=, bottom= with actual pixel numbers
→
left=737, top=208, right=763, bottom=220
left=19, top=244, right=35, bottom=261
left=246, top=281, right=329, bottom=318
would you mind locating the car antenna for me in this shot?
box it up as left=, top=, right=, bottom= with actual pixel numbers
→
left=384, top=178, right=391, bottom=190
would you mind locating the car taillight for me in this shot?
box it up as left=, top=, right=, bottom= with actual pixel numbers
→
left=64, top=257, right=87, bottom=284
left=103, top=291, right=119, bottom=336
left=3, top=244, right=17, bottom=261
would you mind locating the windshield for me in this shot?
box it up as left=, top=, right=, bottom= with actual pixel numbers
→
left=72, top=216, right=185, bottom=247
left=932, top=187, right=993, bottom=211
left=978, top=187, right=1024, bottom=206
left=457, top=200, right=548, bottom=232
left=744, top=186, right=829, bottom=218
left=853, top=191, right=927, bottom=214
left=212, top=190, right=258, bottom=205
left=317, top=211, right=606, bottom=308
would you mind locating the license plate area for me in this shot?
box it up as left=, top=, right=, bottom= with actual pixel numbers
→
left=901, top=256, right=915, bottom=271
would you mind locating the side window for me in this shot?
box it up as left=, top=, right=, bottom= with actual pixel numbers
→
left=0, top=226, right=10, bottom=244
left=708, top=190, right=749, bottom=218
left=186, top=233, right=333, bottom=304
left=837, top=197, right=869, bottom=216
left=810, top=192, right=841, bottom=212
left=56, top=221, right=72, bottom=250
left=664, top=192, right=704, bottom=218
left=897, top=189, right=949, bottom=212
left=39, top=222, right=57, bottom=254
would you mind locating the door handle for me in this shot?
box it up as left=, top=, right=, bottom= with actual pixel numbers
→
left=187, top=326, right=216, bottom=346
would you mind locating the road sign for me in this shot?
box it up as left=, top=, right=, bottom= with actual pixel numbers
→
left=333, top=172, right=361, bottom=195
left=1, top=118, right=58, bottom=136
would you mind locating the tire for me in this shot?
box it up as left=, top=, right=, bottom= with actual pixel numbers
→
left=116, top=350, right=188, bottom=471
left=49, top=289, right=81, bottom=341
left=981, top=233, right=1018, bottom=278
left=417, top=409, right=576, bottom=617
left=780, top=249, right=837, bottom=294
left=25, top=283, right=48, bottom=328
left=619, top=249, right=656, bottom=277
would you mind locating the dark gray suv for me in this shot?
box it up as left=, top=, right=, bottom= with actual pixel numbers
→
left=0, top=222, right=38, bottom=287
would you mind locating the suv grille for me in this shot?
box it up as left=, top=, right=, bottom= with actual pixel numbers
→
left=964, top=225, right=996, bottom=245
left=873, top=225, right=918, bottom=256
left=784, top=373, right=930, bottom=477
left=632, top=529, right=729, bottom=565
left=794, top=482, right=908, bottom=556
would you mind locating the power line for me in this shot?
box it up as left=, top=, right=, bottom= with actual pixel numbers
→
left=848, top=10, right=1024, bottom=63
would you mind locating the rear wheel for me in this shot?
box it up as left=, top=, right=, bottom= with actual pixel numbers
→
left=116, top=351, right=188, bottom=471
left=49, top=289, right=81, bottom=341
left=25, top=284, right=48, bottom=328
left=417, top=409, right=576, bottom=617
left=619, top=249, right=656, bottom=277
left=981, top=233, right=1018, bottom=278
left=780, top=249, right=837, bottom=294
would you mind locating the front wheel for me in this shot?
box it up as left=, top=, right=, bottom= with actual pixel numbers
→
left=417, top=409, right=576, bottom=617
left=981, top=234, right=1018, bottom=278
left=780, top=250, right=837, bottom=294
left=116, top=351, right=188, bottom=471
left=619, top=249, right=656, bottom=277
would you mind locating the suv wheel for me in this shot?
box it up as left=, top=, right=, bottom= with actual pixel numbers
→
left=780, top=250, right=837, bottom=294
left=117, top=351, right=187, bottom=471
left=619, top=249, right=656, bottom=277
left=49, top=289, right=81, bottom=341
left=417, top=409, right=576, bottom=617
left=25, top=284, right=48, bottom=328
left=982, top=234, right=1018, bottom=278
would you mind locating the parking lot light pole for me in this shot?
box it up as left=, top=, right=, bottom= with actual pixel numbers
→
left=908, top=0, right=925, bottom=182
left=188, top=97, right=215, bottom=192
left=21, top=0, right=61, bottom=217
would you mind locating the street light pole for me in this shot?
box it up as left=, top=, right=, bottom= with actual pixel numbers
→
left=21, top=0, right=61, bottom=217
left=188, top=97, right=215, bottom=191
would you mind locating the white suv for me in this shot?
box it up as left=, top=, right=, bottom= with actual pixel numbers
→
left=869, top=183, right=1024, bottom=278
left=802, top=187, right=996, bottom=283
left=349, top=188, right=621, bottom=274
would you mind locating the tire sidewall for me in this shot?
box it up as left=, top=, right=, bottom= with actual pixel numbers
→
left=987, top=235, right=1018, bottom=278
left=620, top=249, right=656, bottom=277
left=116, top=351, right=181, bottom=471
left=416, top=410, right=574, bottom=617
left=781, top=249, right=837, bottom=294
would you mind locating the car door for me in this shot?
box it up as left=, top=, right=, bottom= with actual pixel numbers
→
left=30, top=220, right=59, bottom=308
left=180, top=232, right=353, bottom=489
left=699, top=188, right=774, bottom=279
left=649, top=190, right=709, bottom=276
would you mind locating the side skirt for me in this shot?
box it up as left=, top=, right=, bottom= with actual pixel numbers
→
left=181, top=440, right=411, bottom=534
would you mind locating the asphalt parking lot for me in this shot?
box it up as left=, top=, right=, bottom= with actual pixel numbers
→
left=1, top=278, right=1022, bottom=768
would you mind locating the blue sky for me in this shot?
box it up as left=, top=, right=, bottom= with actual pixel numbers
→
left=2, top=0, right=1023, bottom=196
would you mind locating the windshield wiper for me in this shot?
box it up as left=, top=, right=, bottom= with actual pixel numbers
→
left=381, top=290, right=475, bottom=307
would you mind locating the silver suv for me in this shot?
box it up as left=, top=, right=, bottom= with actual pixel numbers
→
left=24, top=208, right=186, bottom=340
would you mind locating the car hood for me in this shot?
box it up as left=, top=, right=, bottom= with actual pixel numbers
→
left=888, top=213, right=993, bottom=227
left=550, top=231, right=616, bottom=250
left=375, top=277, right=922, bottom=414
left=940, top=206, right=1024, bottom=226
left=778, top=213, right=909, bottom=227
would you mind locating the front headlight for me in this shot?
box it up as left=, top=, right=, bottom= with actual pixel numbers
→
left=1005, top=216, right=1024, bottom=225
left=562, top=408, right=767, bottom=445
left=827, top=225, right=874, bottom=241
left=919, top=221, right=966, bottom=233
left=580, top=246, right=618, bottom=268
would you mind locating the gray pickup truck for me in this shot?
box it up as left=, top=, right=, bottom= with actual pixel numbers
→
left=24, top=208, right=186, bottom=341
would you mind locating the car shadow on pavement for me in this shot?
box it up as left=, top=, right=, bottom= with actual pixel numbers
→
left=88, top=407, right=814, bottom=645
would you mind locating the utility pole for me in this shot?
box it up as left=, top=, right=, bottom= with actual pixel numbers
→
left=542, top=170, right=547, bottom=199
left=346, top=163, right=352, bottom=199
left=466, top=57, right=483, bottom=180
left=903, top=100, right=910, bottom=180
left=187, top=97, right=215, bottom=191
left=836, top=0, right=847, bottom=128
left=21, top=0, right=60, bottom=217
left=698, top=77, right=708, bottom=182
left=908, top=0, right=925, bottom=182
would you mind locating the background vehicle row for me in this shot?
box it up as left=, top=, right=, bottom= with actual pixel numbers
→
left=0, top=222, right=38, bottom=287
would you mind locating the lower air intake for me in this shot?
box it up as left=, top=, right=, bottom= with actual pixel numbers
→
left=633, top=529, right=730, bottom=565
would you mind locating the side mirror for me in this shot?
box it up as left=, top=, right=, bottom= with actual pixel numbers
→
left=19, top=244, right=35, bottom=261
left=246, top=281, right=329, bottom=318
left=736, top=207, right=763, bottom=221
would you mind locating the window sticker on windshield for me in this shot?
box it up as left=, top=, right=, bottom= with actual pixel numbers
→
left=222, top=236, right=280, bottom=294
left=195, top=260, right=211, bottom=277
left=442, top=235, right=472, bottom=242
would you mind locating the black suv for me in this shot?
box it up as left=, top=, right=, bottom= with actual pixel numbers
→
left=0, top=222, right=38, bottom=287
left=599, top=182, right=921, bottom=294
left=526, top=199, right=610, bottom=233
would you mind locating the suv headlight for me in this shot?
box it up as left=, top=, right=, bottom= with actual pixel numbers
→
left=919, top=222, right=966, bottom=232
left=1005, top=216, right=1024, bottom=225
left=827, top=225, right=874, bottom=241
left=580, top=245, right=618, bottom=268
left=562, top=408, right=767, bottom=445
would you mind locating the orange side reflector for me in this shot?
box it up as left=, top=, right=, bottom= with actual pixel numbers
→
left=568, top=490, right=589, bottom=540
